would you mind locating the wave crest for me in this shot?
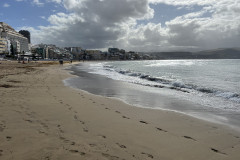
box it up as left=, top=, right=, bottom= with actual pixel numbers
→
left=108, top=66, right=240, bottom=104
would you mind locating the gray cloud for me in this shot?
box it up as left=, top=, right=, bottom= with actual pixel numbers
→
left=30, top=0, right=153, bottom=49
left=26, top=0, right=240, bottom=51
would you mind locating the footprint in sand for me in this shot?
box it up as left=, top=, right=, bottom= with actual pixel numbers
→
left=89, top=143, right=97, bottom=147
left=74, top=115, right=78, bottom=120
left=57, top=125, right=64, bottom=133
left=0, top=121, right=6, bottom=132
left=40, top=122, right=49, bottom=129
left=139, top=120, right=148, bottom=124
left=24, top=119, right=33, bottom=123
left=156, top=127, right=168, bottom=133
left=122, top=116, right=130, bottom=119
left=83, top=128, right=89, bottom=132
left=6, top=136, right=12, bottom=141
left=69, top=150, right=86, bottom=156
left=59, top=136, right=71, bottom=144
left=73, top=115, right=85, bottom=125
left=43, top=155, right=51, bottom=160
left=183, top=136, right=196, bottom=141
left=98, top=135, right=107, bottom=139
left=116, top=143, right=127, bottom=149
left=141, top=152, right=154, bottom=159
left=38, top=130, right=48, bottom=135
left=102, top=153, right=120, bottom=159
left=211, top=148, right=227, bottom=155
left=233, top=135, right=239, bottom=139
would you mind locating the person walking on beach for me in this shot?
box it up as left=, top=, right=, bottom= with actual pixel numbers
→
left=59, top=60, right=63, bottom=65
left=17, top=54, right=21, bottom=63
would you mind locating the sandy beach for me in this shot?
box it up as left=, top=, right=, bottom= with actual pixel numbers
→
left=0, top=61, right=240, bottom=160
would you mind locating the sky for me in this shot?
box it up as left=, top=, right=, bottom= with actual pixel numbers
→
left=0, top=0, right=240, bottom=52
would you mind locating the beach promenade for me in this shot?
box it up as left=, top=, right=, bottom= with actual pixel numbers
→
left=0, top=61, right=240, bottom=160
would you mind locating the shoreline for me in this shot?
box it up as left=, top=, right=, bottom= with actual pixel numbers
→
left=65, top=62, right=240, bottom=132
left=0, top=61, right=240, bottom=159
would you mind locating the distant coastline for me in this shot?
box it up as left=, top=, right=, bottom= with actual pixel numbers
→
left=144, top=48, right=240, bottom=60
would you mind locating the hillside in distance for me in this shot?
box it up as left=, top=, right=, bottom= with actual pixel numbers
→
left=147, top=48, right=240, bottom=59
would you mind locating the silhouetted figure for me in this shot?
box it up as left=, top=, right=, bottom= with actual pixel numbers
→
left=59, top=60, right=63, bottom=65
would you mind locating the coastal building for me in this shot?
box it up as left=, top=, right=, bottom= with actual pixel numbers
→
left=0, top=22, right=29, bottom=54
left=65, top=47, right=82, bottom=60
left=31, top=44, right=45, bottom=58
left=107, top=48, right=128, bottom=60
left=19, top=30, right=31, bottom=44
left=31, top=44, right=72, bottom=60
left=0, top=37, right=7, bottom=53
left=85, top=50, right=102, bottom=60
left=108, top=48, right=119, bottom=54
left=12, top=40, right=21, bottom=53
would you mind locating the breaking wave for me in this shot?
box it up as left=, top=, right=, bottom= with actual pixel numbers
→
left=103, top=64, right=240, bottom=104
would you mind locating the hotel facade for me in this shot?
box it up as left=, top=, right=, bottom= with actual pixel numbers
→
left=0, top=22, right=29, bottom=54
left=0, top=37, right=8, bottom=53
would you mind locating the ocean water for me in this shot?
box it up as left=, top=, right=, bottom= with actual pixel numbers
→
left=66, top=59, right=240, bottom=129
left=89, top=60, right=240, bottom=111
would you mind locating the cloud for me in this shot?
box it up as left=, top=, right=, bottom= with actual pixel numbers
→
left=148, top=0, right=216, bottom=6
left=30, top=0, right=153, bottom=49
left=27, top=0, right=240, bottom=51
left=164, top=0, right=240, bottom=50
left=3, top=3, right=10, bottom=7
left=40, top=16, right=46, bottom=19
left=32, top=0, right=44, bottom=6
left=46, top=0, right=62, bottom=4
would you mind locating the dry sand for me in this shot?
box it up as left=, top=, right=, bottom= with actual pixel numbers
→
left=0, top=60, right=240, bottom=160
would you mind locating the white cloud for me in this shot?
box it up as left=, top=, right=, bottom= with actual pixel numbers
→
left=27, top=0, right=240, bottom=51
left=40, top=16, right=46, bottom=19
left=162, top=5, right=240, bottom=50
left=47, top=12, right=85, bottom=25
left=32, top=0, right=44, bottom=6
left=149, top=0, right=216, bottom=6
left=63, top=0, right=87, bottom=10
left=46, top=0, right=62, bottom=4
left=3, top=3, right=10, bottom=7
left=29, top=0, right=153, bottom=49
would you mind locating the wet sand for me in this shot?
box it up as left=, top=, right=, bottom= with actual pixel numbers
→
left=66, top=63, right=240, bottom=130
left=0, top=60, right=240, bottom=160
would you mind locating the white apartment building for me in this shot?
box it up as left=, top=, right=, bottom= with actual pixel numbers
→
left=0, top=22, right=29, bottom=53
left=0, top=37, right=7, bottom=53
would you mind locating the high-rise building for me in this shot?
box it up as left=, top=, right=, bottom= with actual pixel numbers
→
left=0, top=22, right=29, bottom=53
left=19, top=30, right=31, bottom=43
